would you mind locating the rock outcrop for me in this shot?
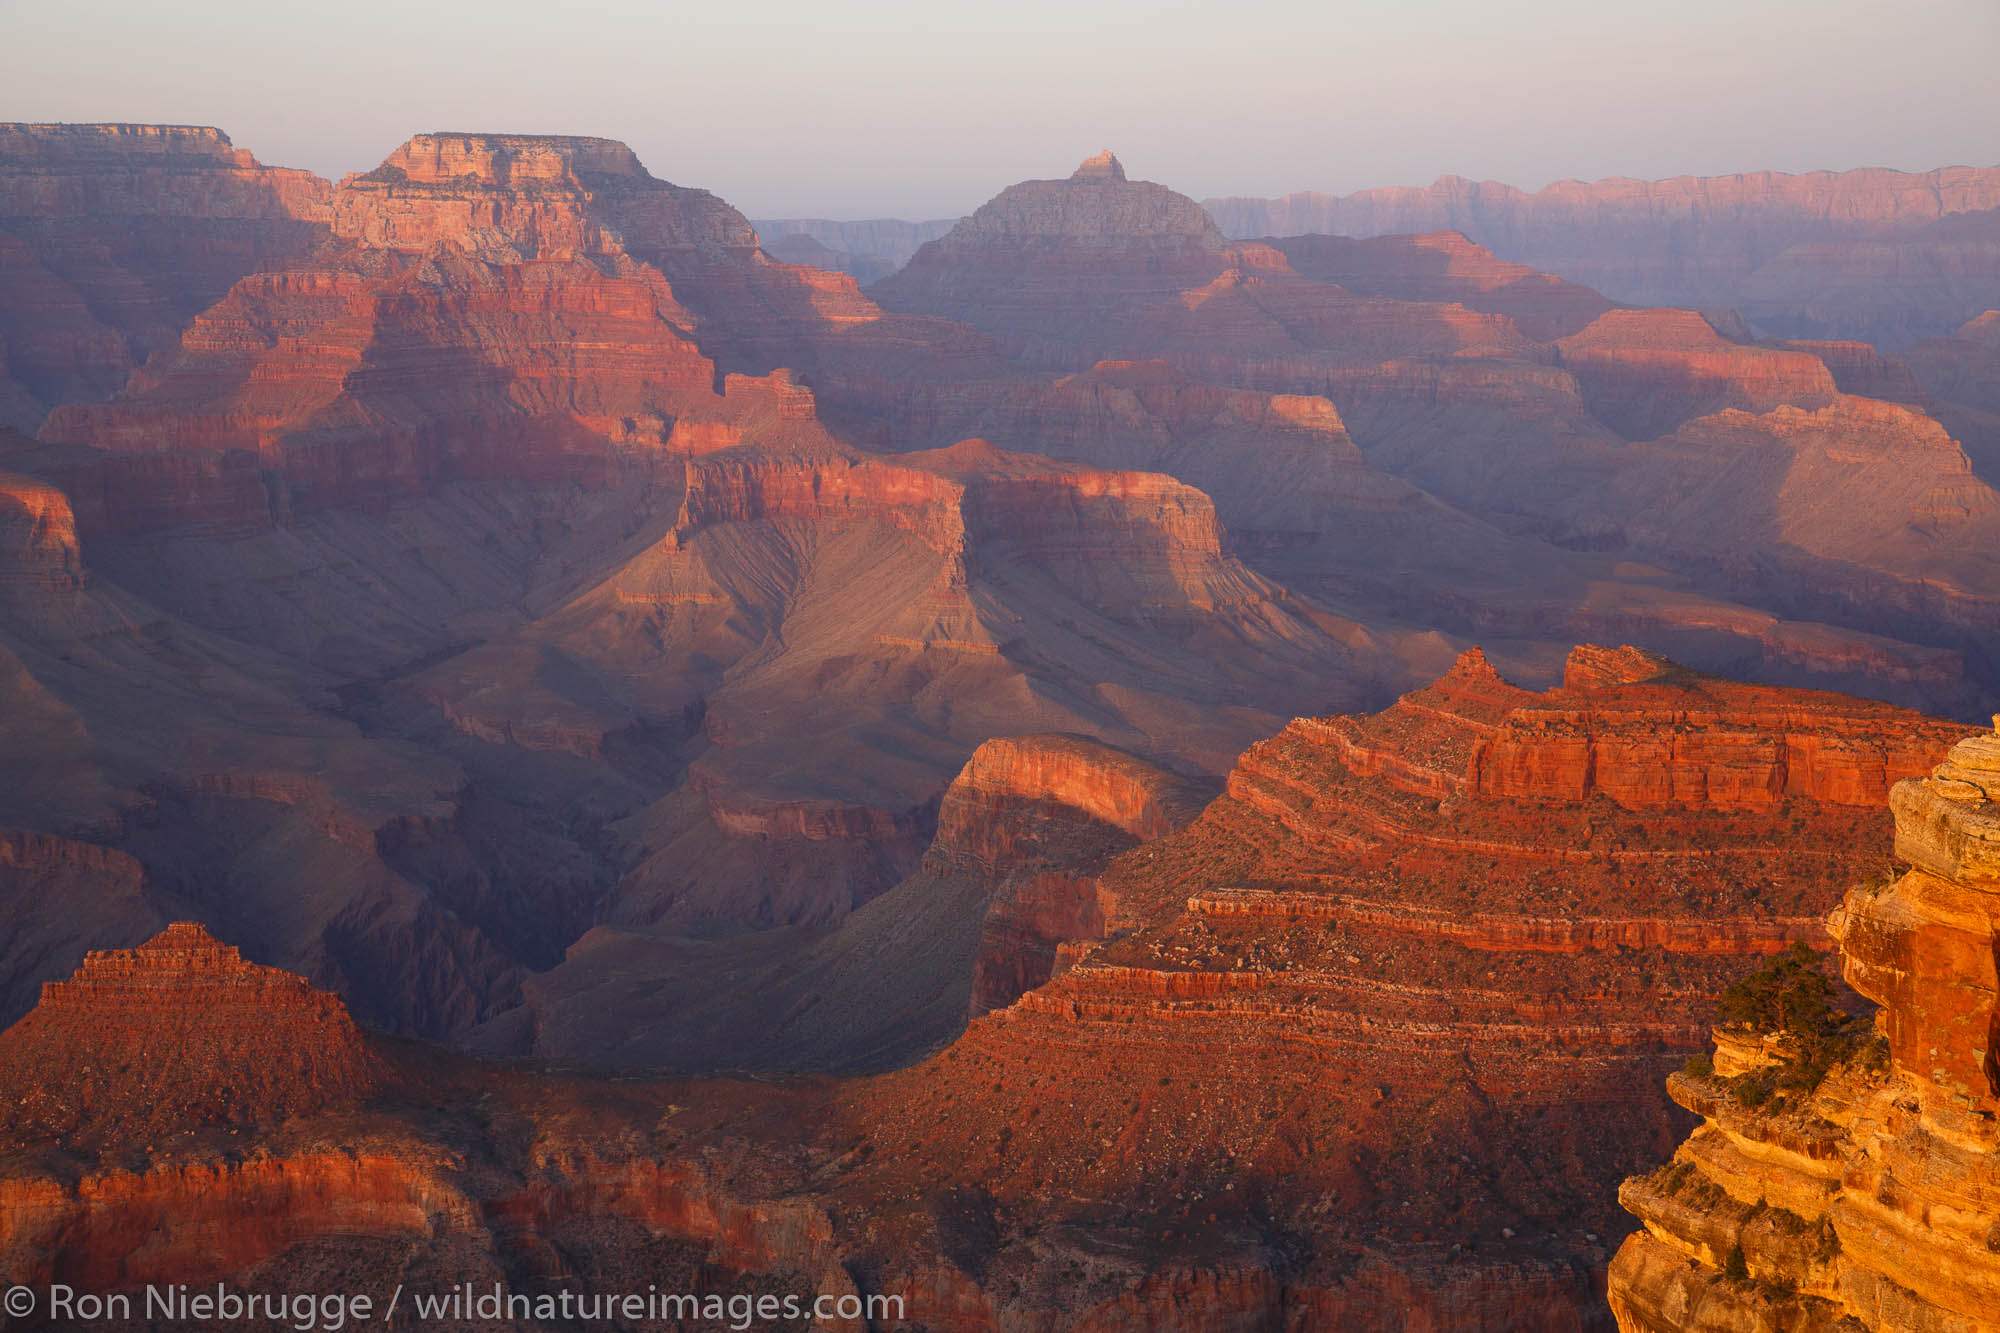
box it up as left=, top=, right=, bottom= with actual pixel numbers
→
left=1556, top=308, right=1838, bottom=440
left=0, top=923, right=379, bottom=1143
left=1574, top=394, right=2000, bottom=644
left=1272, top=229, right=1615, bottom=341
left=935, top=733, right=1208, bottom=1014
left=1607, top=715, right=2000, bottom=1332
left=870, top=151, right=1240, bottom=366
left=0, top=465, right=82, bottom=591
left=1903, top=309, right=2000, bottom=482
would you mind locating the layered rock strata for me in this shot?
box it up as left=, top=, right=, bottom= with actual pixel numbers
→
left=828, top=645, right=1964, bottom=1327
left=1608, top=715, right=2000, bottom=1331
left=0, top=923, right=379, bottom=1143
left=0, top=123, right=330, bottom=428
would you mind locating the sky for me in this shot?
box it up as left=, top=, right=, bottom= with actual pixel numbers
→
left=4, top=0, right=1996, bottom=220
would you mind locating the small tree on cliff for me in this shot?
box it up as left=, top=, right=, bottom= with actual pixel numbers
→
left=1716, top=941, right=1866, bottom=1092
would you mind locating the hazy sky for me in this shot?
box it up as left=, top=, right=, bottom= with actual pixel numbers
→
left=5, top=0, right=1996, bottom=219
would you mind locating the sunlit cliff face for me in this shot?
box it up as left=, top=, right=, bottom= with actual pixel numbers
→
left=1610, top=715, right=2000, bottom=1331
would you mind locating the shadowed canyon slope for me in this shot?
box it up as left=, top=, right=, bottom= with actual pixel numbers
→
left=0, top=649, right=1970, bottom=1328
left=1205, top=163, right=2000, bottom=347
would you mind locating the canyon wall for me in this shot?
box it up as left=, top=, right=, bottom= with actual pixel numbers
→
left=0, top=123, right=330, bottom=429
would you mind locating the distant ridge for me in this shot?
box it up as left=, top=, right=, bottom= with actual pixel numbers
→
left=1202, top=162, right=2000, bottom=345
left=752, top=216, right=960, bottom=282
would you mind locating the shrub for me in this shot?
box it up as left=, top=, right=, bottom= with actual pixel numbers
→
left=1722, top=1243, right=1749, bottom=1282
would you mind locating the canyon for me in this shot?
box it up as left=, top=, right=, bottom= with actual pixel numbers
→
left=0, top=647, right=1971, bottom=1328
left=3, top=118, right=2000, bottom=1327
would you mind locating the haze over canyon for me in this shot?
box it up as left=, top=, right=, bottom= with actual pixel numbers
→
left=2, top=112, right=2000, bottom=1332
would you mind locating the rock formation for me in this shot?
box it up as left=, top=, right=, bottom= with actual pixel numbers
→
left=870, top=151, right=1242, bottom=366
left=0, top=922, right=379, bottom=1143
left=466, top=732, right=1209, bottom=1071
left=864, top=155, right=2000, bottom=711
left=417, top=432, right=1372, bottom=938
left=1903, top=309, right=2000, bottom=481
left=1607, top=714, right=2000, bottom=1331
left=0, top=124, right=330, bottom=429
left=1204, top=164, right=2000, bottom=345
left=828, top=646, right=1965, bottom=1326
left=0, top=465, right=82, bottom=592
left=1556, top=308, right=1838, bottom=439
left=1572, top=394, right=2000, bottom=644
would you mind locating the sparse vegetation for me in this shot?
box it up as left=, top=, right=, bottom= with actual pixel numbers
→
left=1716, top=942, right=1873, bottom=1097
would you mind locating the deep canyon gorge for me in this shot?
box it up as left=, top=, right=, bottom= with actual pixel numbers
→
left=2, top=117, right=2000, bottom=1329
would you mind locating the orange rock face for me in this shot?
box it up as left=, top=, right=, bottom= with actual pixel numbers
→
left=1476, top=647, right=1951, bottom=811
left=1606, top=718, right=2000, bottom=1332
left=0, top=467, right=81, bottom=590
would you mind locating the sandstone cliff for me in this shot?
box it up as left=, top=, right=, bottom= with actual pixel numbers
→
left=1607, top=715, right=2000, bottom=1332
